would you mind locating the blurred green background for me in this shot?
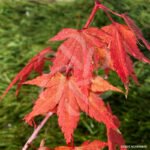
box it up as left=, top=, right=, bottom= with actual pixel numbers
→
left=0, top=0, right=150, bottom=149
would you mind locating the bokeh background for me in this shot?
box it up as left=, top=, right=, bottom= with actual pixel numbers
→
left=0, top=0, right=150, bottom=149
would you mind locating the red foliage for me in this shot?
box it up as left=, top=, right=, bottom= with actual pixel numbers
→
left=0, top=47, right=54, bottom=101
left=100, top=23, right=150, bottom=88
left=1, top=0, right=150, bottom=150
left=23, top=72, right=122, bottom=143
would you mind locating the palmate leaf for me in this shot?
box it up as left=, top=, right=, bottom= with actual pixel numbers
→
left=0, top=46, right=54, bottom=101
left=122, top=13, right=150, bottom=50
left=23, top=72, right=122, bottom=144
left=49, top=24, right=150, bottom=92
left=100, top=23, right=150, bottom=88
left=49, top=27, right=109, bottom=96
left=91, top=76, right=122, bottom=93
left=0, top=1, right=149, bottom=150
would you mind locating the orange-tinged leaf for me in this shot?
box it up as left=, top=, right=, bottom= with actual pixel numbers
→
left=24, top=73, right=66, bottom=126
left=91, top=76, right=122, bottom=93
left=57, top=80, right=80, bottom=144
left=24, top=74, right=51, bottom=87
left=24, top=73, right=87, bottom=143
left=24, top=72, right=64, bottom=88
left=24, top=71, right=123, bottom=144
left=88, top=93, right=119, bottom=129
left=68, top=77, right=89, bottom=114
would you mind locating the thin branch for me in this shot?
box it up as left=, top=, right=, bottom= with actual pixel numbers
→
left=84, top=1, right=99, bottom=28
left=100, top=6, right=115, bottom=24
left=95, top=0, right=115, bottom=23
left=100, top=4, right=122, bottom=17
left=84, top=0, right=122, bottom=28
left=22, top=112, right=53, bottom=150
left=96, top=0, right=122, bottom=17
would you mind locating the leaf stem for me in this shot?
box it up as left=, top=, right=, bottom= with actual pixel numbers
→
left=100, top=6, right=115, bottom=24
left=84, top=1, right=99, bottom=28
left=98, top=3, right=122, bottom=17
left=84, top=0, right=121, bottom=28
left=95, top=0, right=115, bottom=24
left=22, top=112, right=53, bottom=150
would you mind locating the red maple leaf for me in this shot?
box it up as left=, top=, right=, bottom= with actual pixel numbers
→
left=122, top=13, right=150, bottom=51
left=0, top=1, right=149, bottom=150
left=49, top=27, right=110, bottom=96
left=23, top=72, right=122, bottom=144
left=99, top=23, right=150, bottom=88
left=49, top=24, right=150, bottom=92
left=0, top=47, right=54, bottom=101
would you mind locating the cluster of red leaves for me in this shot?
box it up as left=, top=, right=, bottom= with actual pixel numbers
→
left=23, top=72, right=122, bottom=144
left=1, top=0, right=150, bottom=150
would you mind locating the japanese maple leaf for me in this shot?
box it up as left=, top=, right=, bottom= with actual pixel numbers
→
left=49, top=27, right=110, bottom=96
left=106, top=103, right=127, bottom=150
left=100, top=23, right=150, bottom=87
left=122, top=13, right=150, bottom=51
left=23, top=72, right=122, bottom=144
left=54, top=140, right=107, bottom=150
left=0, top=46, right=54, bottom=101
